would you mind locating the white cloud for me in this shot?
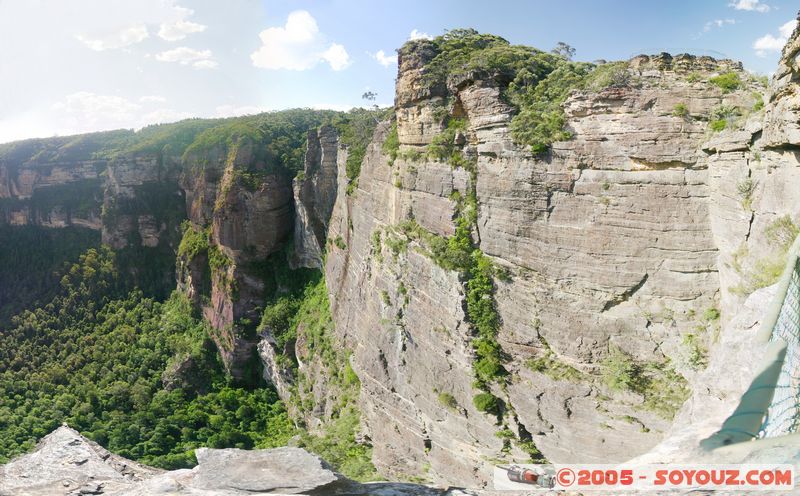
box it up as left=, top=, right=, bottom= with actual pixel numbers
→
left=192, top=59, right=218, bottom=69
left=75, top=24, right=149, bottom=51
left=159, top=19, right=206, bottom=41
left=53, top=92, right=140, bottom=120
left=753, top=19, right=797, bottom=56
left=754, top=35, right=783, bottom=55
left=49, top=91, right=194, bottom=133
left=75, top=3, right=205, bottom=51
left=779, top=20, right=797, bottom=38
left=729, top=0, right=771, bottom=12
left=139, top=95, right=167, bottom=103
left=321, top=43, right=351, bottom=71
left=0, top=114, right=58, bottom=144
left=50, top=92, right=141, bottom=133
left=155, top=47, right=217, bottom=69
left=250, top=10, right=351, bottom=71
left=408, top=29, right=433, bottom=40
left=372, top=49, right=396, bottom=67
left=0, top=1, right=226, bottom=143
left=158, top=6, right=206, bottom=41
left=704, top=19, right=737, bottom=32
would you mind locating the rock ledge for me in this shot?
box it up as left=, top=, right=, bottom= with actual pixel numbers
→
left=0, top=426, right=480, bottom=496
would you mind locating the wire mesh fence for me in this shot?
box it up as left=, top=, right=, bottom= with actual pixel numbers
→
left=759, top=257, right=800, bottom=438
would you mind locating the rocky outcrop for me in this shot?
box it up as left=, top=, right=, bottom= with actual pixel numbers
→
left=763, top=19, right=800, bottom=148
left=181, top=139, right=294, bottom=262
left=257, top=332, right=295, bottom=400
left=323, top=124, right=494, bottom=486
left=179, top=138, right=295, bottom=380
left=0, top=151, right=185, bottom=249
left=0, top=132, right=295, bottom=380
left=620, top=282, right=800, bottom=486
left=0, top=130, right=298, bottom=380
left=0, top=426, right=473, bottom=496
left=0, top=425, right=160, bottom=496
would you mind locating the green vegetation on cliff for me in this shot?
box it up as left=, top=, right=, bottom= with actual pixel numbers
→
left=0, top=130, right=134, bottom=165
left=327, top=107, right=392, bottom=194
left=382, top=122, right=400, bottom=165
left=405, top=29, right=639, bottom=153
left=601, top=346, right=689, bottom=420
left=382, top=207, right=507, bottom=394
left=0, top=109, right=348, bottom=174
left=124, top=119, right=225, bottom=158
left=526, top=338, right=584, bottom=382
left=427, top=118, right=467, bottom=161
left=0, top=112, right=313, bottom=168
left=183, top=110, right=337, bottom=176
left=732, top=215, right=799, bottom=296
left=383, top=97, right=548, bottom=460
left=177, top=221, right=211, bottom=261
left=254, top=262, right=378, bottom=481
left=290, top=279, right=378, bottom=481
left=709, top=72, right=741, bottom=93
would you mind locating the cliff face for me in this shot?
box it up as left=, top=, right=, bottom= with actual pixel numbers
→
left=101, top=154, right=184, bottom=249
left=709, top=19, right=800, bottom=323
left=0, top=158, right=105, bottom=229
left=0, top=150, right=183, bottom=248
left=308, top=38, right=797, bottom=485
left=291, top=125, right=341, bottom=269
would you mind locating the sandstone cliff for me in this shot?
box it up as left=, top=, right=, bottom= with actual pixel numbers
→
left=708, top=18, right=800, bottom=324
left=295, top=29, right=800, bottom=487
left=0, top=132, right=184, bottom=247
left=0, top=155, right=105, bottom=230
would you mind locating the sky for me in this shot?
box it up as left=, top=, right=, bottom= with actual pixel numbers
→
left=0, top=0, right=797, bottom=144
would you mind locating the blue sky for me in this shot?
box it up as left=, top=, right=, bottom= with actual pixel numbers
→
left=0, top=0, right=796, bottom=143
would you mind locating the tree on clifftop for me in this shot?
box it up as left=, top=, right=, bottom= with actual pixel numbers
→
left=552, top=41, right=576, bottom=60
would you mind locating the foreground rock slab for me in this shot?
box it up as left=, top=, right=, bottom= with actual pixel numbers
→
left=0, top=425, right=160, bottom=496
left=0, top=426, right=481, bottom=496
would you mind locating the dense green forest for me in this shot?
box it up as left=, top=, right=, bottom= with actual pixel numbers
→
left=0, top=247, right=295, bottom=468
